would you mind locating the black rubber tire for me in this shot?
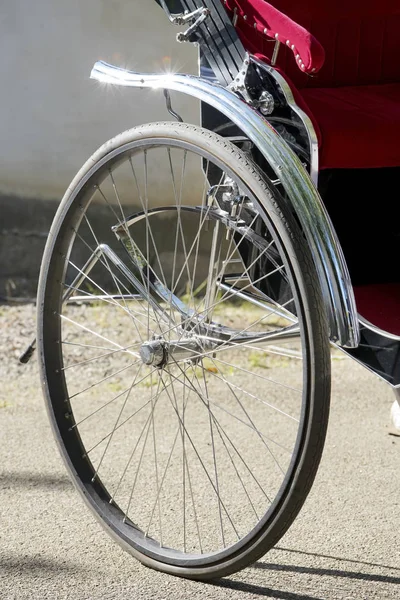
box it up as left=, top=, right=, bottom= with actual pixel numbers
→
left=37, top=121, right=331, bottom=580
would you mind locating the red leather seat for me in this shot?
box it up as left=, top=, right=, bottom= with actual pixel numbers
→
left=225, top=1, right=400, bottom=169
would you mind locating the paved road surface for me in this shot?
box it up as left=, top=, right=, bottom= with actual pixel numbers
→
left=0, top=305, right=399, bottom=599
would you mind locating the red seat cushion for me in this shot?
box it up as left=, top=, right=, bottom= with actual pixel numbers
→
left=301, top=84, right=400, bottom=169
left=354, top=284, right=400, bottom=335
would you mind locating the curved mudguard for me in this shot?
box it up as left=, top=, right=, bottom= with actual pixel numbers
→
left=90, top=61, right=359, bottom=348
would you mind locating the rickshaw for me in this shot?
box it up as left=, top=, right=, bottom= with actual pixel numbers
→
left=23, top=0, right=400, bottom=581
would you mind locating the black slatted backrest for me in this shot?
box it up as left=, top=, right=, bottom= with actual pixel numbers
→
left=153, top=0, right=246, bottom=85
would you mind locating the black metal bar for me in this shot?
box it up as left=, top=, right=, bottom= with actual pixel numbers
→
left=183, top=0, right=246, bottom=82
left=153, top=0, right=246, bottom=85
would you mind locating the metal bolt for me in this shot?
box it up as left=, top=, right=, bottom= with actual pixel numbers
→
left=258, top=91, right=275, bottom=116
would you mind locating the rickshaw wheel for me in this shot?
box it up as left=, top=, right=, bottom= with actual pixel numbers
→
left=37, top=122, right=331, bottom=579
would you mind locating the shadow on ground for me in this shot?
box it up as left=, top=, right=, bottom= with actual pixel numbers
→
left=209, top=546, right=400, bottom=600
left=0, top=472, right=73, bottom=491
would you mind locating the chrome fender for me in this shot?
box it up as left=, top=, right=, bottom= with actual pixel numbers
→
left=90, top=60, right=359, bottom=348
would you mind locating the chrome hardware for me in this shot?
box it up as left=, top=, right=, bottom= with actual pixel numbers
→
left=208, top=175, right=245, bottom=240
left=221, top=176, right=241, bottom=205
left=257, top=90, right=275, bottom=115
left=140, top=339, right=166, bottom=366
left=271, top=40, right=281, bottom=66
left=220, top=273, right=249, bottom=284
left=206, top=184, right=220, bottom=207
left=206, top=176, right=245, bottom=221
left=176, top=7, right=210, bottom=43
left=229, top=55, right=275, bottom=116
left=232, top=7, right=238, bottom=26
left=158, top=1, right=205, bottom=25
left=140, top=336, right=215, bottom=367
left=157, top=1, right=210, bottom=43
left=228, top=53, right=254, bottom=106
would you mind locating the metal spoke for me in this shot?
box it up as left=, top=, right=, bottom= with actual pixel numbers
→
left=162, top=367, right=240, bottom=542
left=84, top=370, right=177, bottom=461
left=209, top=404, right=260, bottom=520
left=195, top=361, right=225, bottom=546
left=205, top=396, right=291, bottom=453
left=129, top=157, right=169, bottom=290
left=205, top=355, right=287, bottom=475
left=70, top=382, right=136, bottom=431
left=62, top=342, right=142, bottom=371
left=144, top=365, right=194, bottom=543
left=190, top=257, right=286, bottom=327
left=90, top=363, right=145, bottom=478
left=109, top=167, right=167, bottom=339
left=110, top=376, right=166, bottom=504
left=166, top=366, right=273, bottom=500
left=177, top=159, right=212, bottom=316
left=84, top=396, right=153, bottom=458
left=60, top=313, right=140, bottom=356
left=62, top=340, right=117, bottom=352
left=124, top=375, right=163, bottom=523
left=72, top=231, right=162, bottom=334
left=150, top=370, right=163, bottom=544
left=63, top=280, right=154, bottom=324
left=65, top=257, right=150, bottom=337
left=68, top=359, right=141, bottom=400
left=83, top=212, right=152, bottom=342
left=155, top=366, right=204, bottom=552
left=170, top=166, right=224, bottom=308
left=207, top=355, right=302, bottom=398
left=204, top=357, right=300, bottom=420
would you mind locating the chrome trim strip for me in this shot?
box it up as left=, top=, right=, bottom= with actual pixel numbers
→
left=90, top=60, right=359, bottom=347
left=358, top=316, right=400, bottom=342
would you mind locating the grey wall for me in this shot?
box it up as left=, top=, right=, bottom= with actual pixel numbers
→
left=0, top=0, right=199, bottom=297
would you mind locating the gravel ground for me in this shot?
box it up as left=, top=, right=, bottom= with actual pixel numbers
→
left=0, top=303, right=399, bottom=600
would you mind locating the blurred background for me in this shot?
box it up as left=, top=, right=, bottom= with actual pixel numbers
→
left=0, top=0, right=199, bottom=298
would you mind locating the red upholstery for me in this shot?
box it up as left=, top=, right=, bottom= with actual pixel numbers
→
left=225, top=1, right=400, bottom=169
left=228, top=1, right=400, bottom=88
left=354, top=284, right=400, bottom=335
left=301, top=84, right=400, bottom=169
left=225, top=0, right=325, bottom=74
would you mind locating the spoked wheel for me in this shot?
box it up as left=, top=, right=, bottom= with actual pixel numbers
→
left=37, top=122, right=330, bottom=580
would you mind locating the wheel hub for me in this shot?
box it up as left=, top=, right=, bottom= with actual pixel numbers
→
left=139, top=337, right=212, bottom=367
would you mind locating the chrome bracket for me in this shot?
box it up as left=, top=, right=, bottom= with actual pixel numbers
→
left=158, top=0, right=203, bottom=25
left=176, top=7, right=210, bottom=43
left=228, top=53, right=254, bottom=106
left=228, top=54, right=275, bottom=115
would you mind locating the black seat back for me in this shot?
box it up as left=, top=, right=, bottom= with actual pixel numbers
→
left=153, top=0, right=246, bottom=85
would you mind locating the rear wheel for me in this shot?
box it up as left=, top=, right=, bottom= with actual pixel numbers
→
left=37, top=122, right=330, bottom=579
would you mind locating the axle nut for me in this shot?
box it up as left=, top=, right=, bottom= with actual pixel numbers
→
left=140, top=340, right=165, bottom=367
